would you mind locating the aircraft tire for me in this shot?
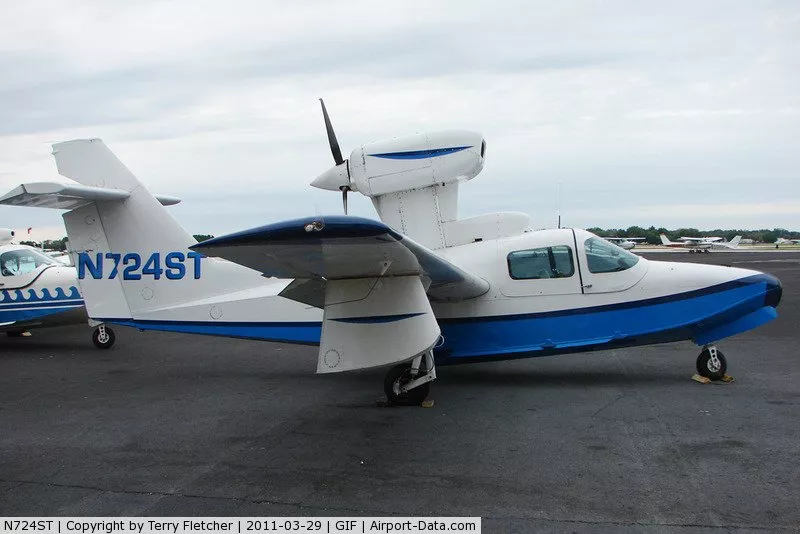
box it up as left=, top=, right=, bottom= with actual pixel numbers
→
left=92, top=326, right=116, bottom=349
left=696, top=348, right=727, bottom=380
left=384, top=363, right=430, bottom=406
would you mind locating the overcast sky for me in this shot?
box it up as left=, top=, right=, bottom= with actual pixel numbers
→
left=1, top=0, right=798, bottom=240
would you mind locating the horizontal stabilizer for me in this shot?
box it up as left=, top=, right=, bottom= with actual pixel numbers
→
left=193, top=215, right=489, bottom=303
left=0, top=182, right=180, bottom=209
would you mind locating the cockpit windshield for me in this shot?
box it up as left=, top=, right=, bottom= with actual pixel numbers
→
left=584, top=237, right=639, bottom=273
left=0, top=248, right=57, bottom=277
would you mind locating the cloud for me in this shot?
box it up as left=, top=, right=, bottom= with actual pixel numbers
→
left=0, top=0, right=798, bottom=238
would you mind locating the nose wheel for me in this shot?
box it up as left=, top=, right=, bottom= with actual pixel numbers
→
left=92, top=324, right=116, bottom=349
left=384, top=350, right=437, bottom=406
left=697, top=346, right=727, bottom=380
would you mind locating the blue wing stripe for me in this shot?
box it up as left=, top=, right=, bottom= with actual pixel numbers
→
left=331, top=312, right=425, bottom=324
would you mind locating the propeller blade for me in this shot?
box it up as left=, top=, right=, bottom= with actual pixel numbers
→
left=320, top=98, right=344, bottom=165
left=341, top=187, right=349, bottom=215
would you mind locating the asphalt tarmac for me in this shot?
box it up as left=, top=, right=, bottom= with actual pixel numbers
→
left=1, top=251, right=798, bottom=532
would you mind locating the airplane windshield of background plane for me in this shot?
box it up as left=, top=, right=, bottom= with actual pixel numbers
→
left=584, top=237, right=639, bottom=274
left=0, top=248, right=57, bottom=277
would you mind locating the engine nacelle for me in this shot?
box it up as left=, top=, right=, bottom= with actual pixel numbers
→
left=350, top=130, right=484, bottom=197
left=312, top=130, right=485, bottom=197
left=0, top=228, right=15, bottom=244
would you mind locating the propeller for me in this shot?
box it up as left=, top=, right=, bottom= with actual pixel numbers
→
left=313, top=99, right=352, bottom=214
left=321, top=99, right=343, bottom=166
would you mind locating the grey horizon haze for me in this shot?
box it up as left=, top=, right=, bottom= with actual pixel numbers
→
left=0, top=0, right=798, bottom=240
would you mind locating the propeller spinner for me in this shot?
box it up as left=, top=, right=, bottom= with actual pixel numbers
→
left=312, top=99, right=352, bottom=214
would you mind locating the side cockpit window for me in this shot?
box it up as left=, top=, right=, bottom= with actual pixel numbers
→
left=508, top=246, right=575, bottom=280
left=584, top=237, right=639, bottom=273
left=0, top=249, right=55, bottom=277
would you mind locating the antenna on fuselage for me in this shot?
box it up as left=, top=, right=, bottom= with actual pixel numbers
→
left=557, top=181, right=562, bottom=229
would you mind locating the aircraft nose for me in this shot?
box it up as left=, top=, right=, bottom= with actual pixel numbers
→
left=763, top=273, right=782, bottom=308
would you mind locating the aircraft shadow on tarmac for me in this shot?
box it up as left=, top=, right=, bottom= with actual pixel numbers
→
left=433, top=365, right=690, bottom=389
left=0, top=336, right=88, bottom=353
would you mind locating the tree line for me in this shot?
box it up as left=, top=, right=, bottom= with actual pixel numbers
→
left=17, top=229, right=800, bottom=250
left=585, top=226, right=800, bottom=245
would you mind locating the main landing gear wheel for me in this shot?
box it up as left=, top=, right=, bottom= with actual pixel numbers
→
left=697, top=346, right=727, bottom=380
left=92, top=324, right=116, bottom=349
left=383, top=351, right=437, bottom=406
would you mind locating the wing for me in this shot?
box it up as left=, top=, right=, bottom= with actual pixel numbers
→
left=191, top=215, right=489, bottom=304
left=193, top=215, right=488, bottom=374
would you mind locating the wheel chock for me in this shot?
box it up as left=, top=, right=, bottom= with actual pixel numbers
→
left=421, top=400, right=435, bottom=408
left=692, top=374, right=735, bottom=384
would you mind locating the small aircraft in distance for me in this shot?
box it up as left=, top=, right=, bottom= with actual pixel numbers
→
left=0, top=104, right=782, bottom=405
left=659, top=234, right=741, bottom=253
left=604, top=237, right=647, bottom=250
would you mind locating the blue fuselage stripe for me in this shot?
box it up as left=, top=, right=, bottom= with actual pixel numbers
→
left=0, top=299, right=85, bottom=310
left=95, top=275, right=776, bottom=363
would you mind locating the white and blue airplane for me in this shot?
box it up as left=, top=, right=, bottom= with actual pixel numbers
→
left=0, top=104, right=782, bottom=404
left=0, top=227, right=115, bottom=345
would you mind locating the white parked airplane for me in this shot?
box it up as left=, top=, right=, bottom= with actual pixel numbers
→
left=775, top=238, right=800, bottom=247
left=0, top=106, right=782, bottom=404
left=604, top=237, right=646, bottom=250
left=0, top=227, right=114, bottom=346
left=659, top=234, right=741, bottom=253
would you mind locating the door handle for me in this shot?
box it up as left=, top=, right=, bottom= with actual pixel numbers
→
left=583, top=284, right=593, bottom=289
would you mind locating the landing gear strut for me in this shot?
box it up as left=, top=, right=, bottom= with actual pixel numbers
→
left=696, top=345, right=727, bottom=380
left=384, top=350, right=437, bottom=406
left=92, top=324, right=116, bottom=349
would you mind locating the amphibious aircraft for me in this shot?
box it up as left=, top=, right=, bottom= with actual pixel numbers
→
left=0, top=105, right=782, bottom=404
left=0, top=227, right=114, bottom=346
left=604, top=237, right=646, bottom=250
left=660, top=234, right=741, bottom=253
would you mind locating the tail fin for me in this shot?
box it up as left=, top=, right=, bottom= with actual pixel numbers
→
left=660, top=234, right=672, bottom=245
left=29, top=140, right=266, bottom=320
left=53, top=139, right=143, bottom=190
left=728, top=235, right=741, bottom=248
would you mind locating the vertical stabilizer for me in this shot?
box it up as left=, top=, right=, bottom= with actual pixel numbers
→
left=53, top=140, right=272, bottom=320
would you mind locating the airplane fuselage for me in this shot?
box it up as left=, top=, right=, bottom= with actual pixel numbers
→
left=0, top=245, right=86, bottom=332
left=96, top=228, right=781, bottom=366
